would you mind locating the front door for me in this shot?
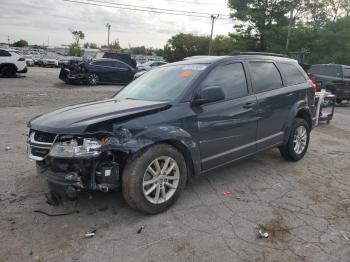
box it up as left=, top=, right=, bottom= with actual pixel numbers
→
left=195, top=62, right=258, bottom=171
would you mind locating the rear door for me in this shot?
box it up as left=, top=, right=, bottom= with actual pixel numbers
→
left=111, top=61, right=133, bottom=83
left=195, top=62, right=258, bottom=171
left=341, top=67, right=350, bottom=100
left=248, top=61, right=296, bottom=150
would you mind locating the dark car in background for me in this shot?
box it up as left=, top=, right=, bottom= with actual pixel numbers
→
left=28, top=53, right=315, bottom=214
left=59, top=58, right=136, bottom=85
left=308, top=64, right=350, bottom=103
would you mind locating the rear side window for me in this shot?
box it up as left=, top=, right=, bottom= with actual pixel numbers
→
left=343, top=68, right=350, bottom=79
left=0, top=50, right=11, bottom=57
left=249, top=62, right=282, bottom=93
left=278, top=63, right=306, bottom=85
left=114, top=61, right=129, bottom=69
left=309, top=65, right=341, bottom=77
left=200, top=63, right=248, bottom=100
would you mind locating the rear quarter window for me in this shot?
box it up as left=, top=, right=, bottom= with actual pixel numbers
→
left=343, top=68, right=350, bottom=79
left=278, top=63, right=307, bottom=85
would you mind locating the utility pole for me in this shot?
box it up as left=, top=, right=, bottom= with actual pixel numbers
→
left=209, top=14, right=219, bottom=55
left=106, top=23, right=111, bottom=48
left=7, top=35, right=10, bottom=46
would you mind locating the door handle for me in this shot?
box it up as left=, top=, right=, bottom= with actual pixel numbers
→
left=285, top=93, right=294, bottom=97
left=243, top=102, right=257, bottom=109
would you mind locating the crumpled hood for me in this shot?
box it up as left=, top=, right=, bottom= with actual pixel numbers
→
left=29, top=99, right=170, bottom=134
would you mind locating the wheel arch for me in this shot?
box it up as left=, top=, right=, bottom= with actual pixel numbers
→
left=0, top=63, right=18, bottom=72
left=283, top=102, right=313, bottom=144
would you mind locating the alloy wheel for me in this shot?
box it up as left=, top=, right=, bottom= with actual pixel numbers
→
left=142, top=156, right=180, bottom=204
left=293, top=126, right=307, bottom=154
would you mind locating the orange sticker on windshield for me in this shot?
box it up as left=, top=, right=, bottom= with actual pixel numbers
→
left=181, top=71, right=192, bottom=78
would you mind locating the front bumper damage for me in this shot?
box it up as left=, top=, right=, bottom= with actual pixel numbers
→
left=59, top=67, right=87, bottom=83
left=28, top=131, right=121, bottom=205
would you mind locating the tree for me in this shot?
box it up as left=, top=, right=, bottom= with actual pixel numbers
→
left=69, top=30, right=85, bottom=56
left=228, top=0, right=290, bottom=51
left=102, top=39, right=120, bottom=50
left=71, top=30, right=85, bottom=45
left=13, top=40, right=28, bottom=47
left=83, top=42, right=99, bottom=49
left=164, top=33, right=210, bottom=62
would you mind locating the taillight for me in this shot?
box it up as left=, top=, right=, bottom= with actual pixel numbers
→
left=311, top=82, right=317, bottom=93
left=309, top=75, right=317, bottom=93
left=18, top=57, right=26, bottom=61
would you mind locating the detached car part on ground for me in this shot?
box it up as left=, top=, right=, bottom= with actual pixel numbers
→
left=28, top=54, right=316, bottom=214
left=59, top=58, right=136, bottom=85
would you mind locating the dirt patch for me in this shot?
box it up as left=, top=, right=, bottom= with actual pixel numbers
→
left=316, top=125, right=350, bottom=141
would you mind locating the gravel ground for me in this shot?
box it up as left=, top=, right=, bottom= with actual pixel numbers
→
left=0, top=67, right=349, bottom=262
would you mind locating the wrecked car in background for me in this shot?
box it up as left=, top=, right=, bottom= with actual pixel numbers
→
left=27, top=53, right=315, bottom=214
left=59, top=58, right=136, bottom=85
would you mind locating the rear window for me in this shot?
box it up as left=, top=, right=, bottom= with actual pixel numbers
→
left=308, top=65, right=341, bottom=77
left=249, top=62, right=283, bottom=93
left=278, top=63, right=306, bottom=85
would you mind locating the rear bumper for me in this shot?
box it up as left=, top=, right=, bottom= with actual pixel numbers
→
left=17, top=67, right=28, bottom=73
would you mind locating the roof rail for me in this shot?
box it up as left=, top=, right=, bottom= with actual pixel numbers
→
left=230, top=52, right=288, bottom=58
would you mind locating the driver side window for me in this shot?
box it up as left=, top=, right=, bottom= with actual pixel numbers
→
left=199, top=63, right=248, bottom=100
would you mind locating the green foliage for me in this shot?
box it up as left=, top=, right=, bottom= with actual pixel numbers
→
left=163, top=33, right=210, bottom=62
left=129, top=46, right=164, bottom=56
left=13, top=40, right=28, bottom=47
left=228, top=0, right=290, bottom=51
left=71, top=30, right=85, bottom=45
left=69, top=43, right=84, bottom=57
left=83, top=42, right=99, bottom=49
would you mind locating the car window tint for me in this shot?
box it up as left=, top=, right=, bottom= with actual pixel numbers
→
left=200, top=63, right=248, bottom=100
left=93, top=61, right=107, bottom=66
left=344, top=68, right=350, bottom=79
left=250, top=62, right=282, bottom=93
left=114, top=61, right=128, bottom=69
left=321, top=66, right=341, bottom=77
left=278, top=63, right=306, bottom=85
left=0, top=50, right=11, bottom=57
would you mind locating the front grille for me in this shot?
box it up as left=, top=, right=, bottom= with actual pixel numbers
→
left=34, top=131, right=56, bottom=143
left=28, top=131, right=57, bottom=160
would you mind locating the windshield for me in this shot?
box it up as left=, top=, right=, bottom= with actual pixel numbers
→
left=115, top=64, right=207, bottom=101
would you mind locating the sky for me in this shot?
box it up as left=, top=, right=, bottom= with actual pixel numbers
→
left=0, top=0, right=235, bottom=48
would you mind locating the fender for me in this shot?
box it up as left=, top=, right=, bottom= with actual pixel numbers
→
left=104, top=124, right=201, bottom=177
left=282, top=100, right=312, bottom=144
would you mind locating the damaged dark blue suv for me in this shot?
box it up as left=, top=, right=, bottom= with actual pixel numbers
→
left=27, top=53, right=315, bottom=214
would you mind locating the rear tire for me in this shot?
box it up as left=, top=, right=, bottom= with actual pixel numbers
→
left=122, top=144, right=187, bottom=214
left=279, top=118, right=310, bottom=162
left=1, top=66, right=16, bottom=77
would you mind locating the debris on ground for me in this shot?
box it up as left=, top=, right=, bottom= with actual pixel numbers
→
left=5, top=146, right=11, bottom=151
left=85, top=228, right=96, bottom=238
left=34, top=209, right=79, bottom=217
left=137, top=226, right=145, bottom=234
left=221, top=191, right=232, bottom=197
left=257, top=226, right=269, bottom=239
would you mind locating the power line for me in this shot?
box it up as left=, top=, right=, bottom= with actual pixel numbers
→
left=148, top=0, right=225, bottom=6
left=62, top=0, right=230, bottom=18
left=84, top=0, right=229, bottom=17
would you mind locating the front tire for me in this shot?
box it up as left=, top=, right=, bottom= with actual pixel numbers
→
left=122, top=144, right=187, bottom=214
left=87, top=73, right=99, bottom=85
left=279, top=118, right=310, bottom=161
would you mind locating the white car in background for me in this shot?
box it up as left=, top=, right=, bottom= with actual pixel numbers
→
left=41, top=58, right=59, bottom=67
left=137, top=60, right=167, bottom=71
left=0, top=48, right=27, bottom=77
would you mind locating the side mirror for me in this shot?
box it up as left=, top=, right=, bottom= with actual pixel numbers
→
left=194, top=86, right=225, bottom=106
